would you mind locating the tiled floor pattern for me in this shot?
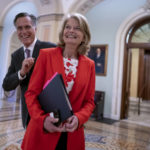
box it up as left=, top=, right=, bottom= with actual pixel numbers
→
left=85, top=120, right=150, bottom=150
left=0, top=98, right=150, bottom=150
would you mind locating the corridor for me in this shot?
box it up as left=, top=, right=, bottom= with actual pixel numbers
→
left=0, top=97, right=150, bottom=150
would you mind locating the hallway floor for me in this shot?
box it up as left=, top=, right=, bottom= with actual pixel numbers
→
left=0, top=97, right=150, bottom=150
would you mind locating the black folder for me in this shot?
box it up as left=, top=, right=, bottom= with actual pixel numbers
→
left=38, top=73, right=73, bottom=123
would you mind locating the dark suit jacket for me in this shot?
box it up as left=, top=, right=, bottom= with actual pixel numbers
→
left=95, top=53, right=105, bottom=74
left=2, top=40, right=56, bottom=128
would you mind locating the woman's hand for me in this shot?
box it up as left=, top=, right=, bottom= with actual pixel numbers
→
left=64, top=115, right=78, bottom=132
left=43, top=116, right=65, bottom=133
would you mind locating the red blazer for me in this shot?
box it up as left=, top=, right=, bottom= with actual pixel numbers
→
left=21, top=47, right=95, bottom=150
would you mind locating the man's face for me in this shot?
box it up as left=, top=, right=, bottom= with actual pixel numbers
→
left=15, top=16, right=36, bottom=47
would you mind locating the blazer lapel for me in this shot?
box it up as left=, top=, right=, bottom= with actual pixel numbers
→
left=15, top=47, right=25, bottom=73
left=32, top=40, right=40, bottom=60
left=27, top=40, right=40, bottom=77
left=51, top=48, right=66, bottom=84
left=69, top=55, right=88, bottom=96
left=19, top=47, right=25, bottom=62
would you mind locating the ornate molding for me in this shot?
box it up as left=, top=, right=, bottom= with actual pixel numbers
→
left=77, top=0, right=104, bottom=14
left=142, top=0, right=150, bottom=11
left=38, top=13, right=64, bottom=22
left=40, top=0, right=51, bottom=6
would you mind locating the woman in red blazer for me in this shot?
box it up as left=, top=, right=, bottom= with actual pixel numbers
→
left=21, top=13, right=95, bottom=150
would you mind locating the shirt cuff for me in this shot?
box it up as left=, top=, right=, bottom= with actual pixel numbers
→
left=18, top=70, right=26, bottom=80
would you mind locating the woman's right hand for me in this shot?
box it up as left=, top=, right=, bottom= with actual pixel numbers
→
left=43, top=116, right=65, bottom=133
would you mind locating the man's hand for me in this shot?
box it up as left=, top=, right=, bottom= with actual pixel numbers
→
left=20, top=57, right=35, bottom=77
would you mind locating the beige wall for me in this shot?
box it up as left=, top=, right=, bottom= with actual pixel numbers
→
left=37, top=14, right=64, bottom=44
left=130, top=48, right=139, bottom=98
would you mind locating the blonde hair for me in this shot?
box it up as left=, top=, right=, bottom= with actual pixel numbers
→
left=58, top=13, right=91, bottom=55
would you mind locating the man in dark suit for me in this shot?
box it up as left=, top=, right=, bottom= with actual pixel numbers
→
left=95, top=48, right=105, bottom=74
left=2, top=12, right=56, bottom=128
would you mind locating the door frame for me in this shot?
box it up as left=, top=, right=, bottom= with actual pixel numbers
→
left=121, top=43, right=150, bottom=118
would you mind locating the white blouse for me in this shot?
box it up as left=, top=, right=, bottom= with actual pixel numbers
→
left=63, top=57, right=78, bottom=94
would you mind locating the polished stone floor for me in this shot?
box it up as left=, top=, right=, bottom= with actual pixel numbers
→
left=0, top=97, right=150, bottom=150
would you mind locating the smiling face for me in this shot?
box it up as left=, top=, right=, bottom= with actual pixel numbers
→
left=15, top=16, right=36, bottom=47
left=63, top=18, right=84, bottom=47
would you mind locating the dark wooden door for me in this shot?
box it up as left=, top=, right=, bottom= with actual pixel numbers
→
left=138, top=49, right=150, bottom=100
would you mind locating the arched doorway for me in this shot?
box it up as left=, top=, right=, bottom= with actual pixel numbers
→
left=121, top=17, right=150, bottom=119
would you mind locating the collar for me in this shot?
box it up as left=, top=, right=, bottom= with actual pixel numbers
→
left=23, top=37, right=37, bottom=52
